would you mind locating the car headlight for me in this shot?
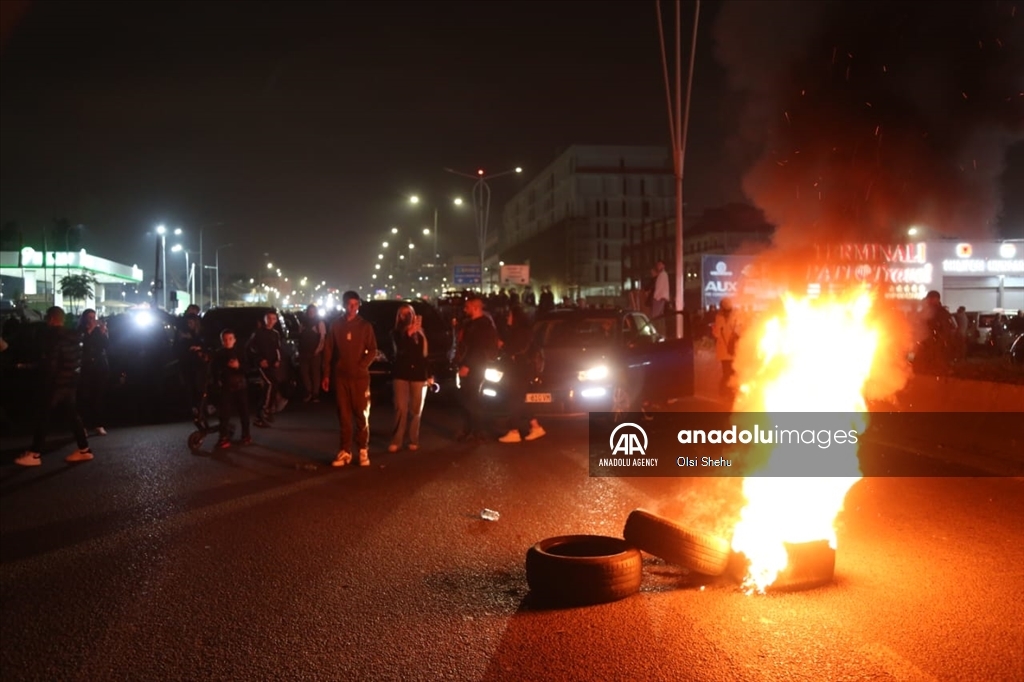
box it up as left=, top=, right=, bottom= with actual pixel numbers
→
left=577, top=365, right=609, bottom=381
left=134, top=311, right=154, bottom=328
left=484, top=368, right=504, bottom=383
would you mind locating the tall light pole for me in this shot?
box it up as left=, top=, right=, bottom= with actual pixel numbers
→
left=657, top=0, right=700, bottom=338
left=171, top=244, right=195, bottom=306
left=154, top=225, right=180, bottom=310
left=443, top=167, right=522, bottom=283
left=209, top=243, right=233, bottom=308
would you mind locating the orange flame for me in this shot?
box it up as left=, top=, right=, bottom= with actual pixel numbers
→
left=729, top=290, right=883, bottom=594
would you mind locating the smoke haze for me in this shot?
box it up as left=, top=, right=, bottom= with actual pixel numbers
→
left=713, top=0, right=1024, bottom=249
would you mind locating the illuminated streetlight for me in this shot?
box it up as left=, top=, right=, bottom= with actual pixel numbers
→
left=908, top=227, right=919, bottom=237
left=422, top=228, right=430, bottom=236
left=267, top=262, right=273, bottom=269
left=382, top=241, right=389, bottom=248
left=410, top=195, right=420, bottom=204
left=391, top=227, right=399, bottom=234
left=444, top=164, right=524, bottom=279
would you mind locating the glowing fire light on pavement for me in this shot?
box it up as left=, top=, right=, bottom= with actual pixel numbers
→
left=729, top=291, right=884, bottom=594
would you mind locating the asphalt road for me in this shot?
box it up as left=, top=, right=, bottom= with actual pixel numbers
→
left=1, top=394, right=1022, bottom=681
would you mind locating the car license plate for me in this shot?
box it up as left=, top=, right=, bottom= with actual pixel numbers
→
left=525, top=393, right=552, bottom=403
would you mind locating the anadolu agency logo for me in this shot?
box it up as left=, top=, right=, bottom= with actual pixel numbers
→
left=599, top=422, right=659, bottom=468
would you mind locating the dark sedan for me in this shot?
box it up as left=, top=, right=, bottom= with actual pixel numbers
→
left=479, top=308, right=695, bottom=417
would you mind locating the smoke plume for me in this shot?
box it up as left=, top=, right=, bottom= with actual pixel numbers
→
left=713, top=0, right=1024, bottom=248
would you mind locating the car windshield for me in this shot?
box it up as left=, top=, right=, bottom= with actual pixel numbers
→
left=535, top=317, right=617, bottom=348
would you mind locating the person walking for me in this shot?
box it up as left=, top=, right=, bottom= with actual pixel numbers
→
left=712, top=298, right=740, bottom=398
left=389, top=304, right=430, bottom=452
left=322, top=291, right=377, bottom=467
left=497, top=304, right=546, bottom=443
left=298, top=304, right=326, bottom=402
left=247, top=311, right=283, bottom=426
left=77, top=308, right=110, bottom=436
left=453, top=295, right=499, bottom=442
left=211, top=328, right=251, bottom=449
left=15, top=306, right=94, bottom=466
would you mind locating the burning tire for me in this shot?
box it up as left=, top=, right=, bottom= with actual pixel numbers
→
left=623, top=509, right=731, bottom=577
left=525, top=535, right=642, bottom=606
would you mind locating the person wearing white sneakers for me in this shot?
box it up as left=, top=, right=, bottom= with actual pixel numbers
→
left=389, top=304, right=430, bottom=454
left=322, top=291, right=377, bottom=467
left=497, top=305, right=546, bottom=444
left=15, top=306, right=94, bottom=467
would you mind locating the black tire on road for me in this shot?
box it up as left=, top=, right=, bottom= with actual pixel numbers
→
left=526, top=535, right=642, bottom=606
left=623, top=509, right=731, bottom=577
left=187, top=431, right=205, bottom=451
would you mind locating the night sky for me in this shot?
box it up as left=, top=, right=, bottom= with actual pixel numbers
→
left=1, top=0, right=1021, bottom=294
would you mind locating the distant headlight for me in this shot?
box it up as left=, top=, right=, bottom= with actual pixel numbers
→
left=577, top=365, right=609, bottom=381
left=484, top=368, right=504, bottom=383
left=134, top=311, right=154, bottom=328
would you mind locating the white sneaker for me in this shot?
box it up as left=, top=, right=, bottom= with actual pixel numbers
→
left=498, top=429, right=522, bottom=443
left=525, top=424, right=547, bottom=441
left=359, top=449, right=370, bottom=466
left=95, top=427, right=108, bottom=436
left=66, top=448, right=94, bottom=463
left=332, top=450, right=352, bottom=467
left=387, top=444, right=400, bottom=453
left=15, top=451, right=41, bottom=467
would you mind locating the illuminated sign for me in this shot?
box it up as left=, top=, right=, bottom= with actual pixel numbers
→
left=806, top=263, right=933, bottom=285
left=941, top=259, right=1024, bottom=274
left=814, top=243, right=927, bottom=264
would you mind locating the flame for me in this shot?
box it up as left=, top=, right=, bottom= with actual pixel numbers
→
left=729, top=290, right=882, bottom=594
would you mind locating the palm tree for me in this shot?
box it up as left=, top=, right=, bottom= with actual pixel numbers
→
left=60, top=273, right=96, bottom=314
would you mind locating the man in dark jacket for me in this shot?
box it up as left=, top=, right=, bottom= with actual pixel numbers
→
left=247, top=311, right=283, bottom=426
left=322, top=291, right=377, bottom=467
left=16, top=306, right=94, bottom=466
left=454, top=295, right=499, bottom=442
left=211, top=328, right=251, bottom=449
left=77, top=308, right=110, bottom=436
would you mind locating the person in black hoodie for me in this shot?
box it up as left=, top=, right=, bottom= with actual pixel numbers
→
left=497, top=305, right=546, bottom=443
left=389, top=304, right=431, bottom=452
left=212, top=328, right=251, bottom=449
left=453, top=295, right=499, bottom=442
left=16, top=306, right=93, bottom=466
left=247, top=311, right=283, bottom=426
left=77, top=308, right=110, bottom=436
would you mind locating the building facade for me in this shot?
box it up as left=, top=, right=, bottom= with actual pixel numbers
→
left=496, top=145, right=675, bottom=301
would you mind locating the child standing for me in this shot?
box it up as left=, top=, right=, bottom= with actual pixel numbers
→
left=212, top=328, right=251, bottom=449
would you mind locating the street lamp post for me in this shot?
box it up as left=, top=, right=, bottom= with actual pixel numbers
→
left=409, top=195, right=463, bottom=263
left=154, top=225, right=181, bottom=310
left=443, top=167, right=522, bottom=282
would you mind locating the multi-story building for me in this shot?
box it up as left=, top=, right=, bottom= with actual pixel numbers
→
left=495, top=145, right=675, bottom=301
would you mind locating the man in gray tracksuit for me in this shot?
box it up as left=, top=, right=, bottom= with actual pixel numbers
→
left=322, top=291, right=377, bottom=467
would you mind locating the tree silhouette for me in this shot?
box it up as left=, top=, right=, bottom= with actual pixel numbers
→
left=60, top=273, right=96, bottom=314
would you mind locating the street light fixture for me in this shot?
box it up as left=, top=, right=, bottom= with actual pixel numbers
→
left=443, top=165, right=523, bottom=278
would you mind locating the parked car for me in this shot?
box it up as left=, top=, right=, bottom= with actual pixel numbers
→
left=355, top=299, right=456, bottom=387
left=479, top=308, right=695, bottom=418
left=104, top=307, right=183, bottom=423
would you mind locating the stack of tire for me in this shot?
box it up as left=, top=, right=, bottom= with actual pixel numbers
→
left=525, top=509, right=731, bottom=607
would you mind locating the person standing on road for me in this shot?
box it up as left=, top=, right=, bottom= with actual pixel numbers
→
left=16, top=306, right=94, bottom=467
left=77, top=308, right=110, bottom=436
left=497, top=304, right=546, bottom=444
left=322, top=291, right=377, bottom=467
left=247, top=311, right=283, bottom=426
left=298, top=304, right=327, bottom=402
left=454, top=295, right=499, bottom=442
left=389, top=304, right=430, bottom=453
left=712, top=298, right=740, bottom=397
left=651, top=259, right=671, bottom=333
left=212, top=328, right=252, bottom=450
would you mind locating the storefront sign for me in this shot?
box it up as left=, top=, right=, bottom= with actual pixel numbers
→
left=813, top=242, right=927, bottom=264
left=941, top=259, right=1024, bottom=274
